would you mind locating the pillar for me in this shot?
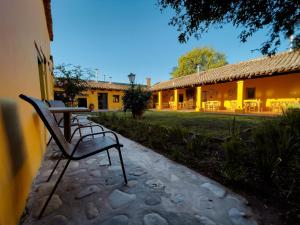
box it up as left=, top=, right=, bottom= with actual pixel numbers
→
left=158, top=91, right=162, bottom=110
left=236, top=80, right=244, bottom=112
left=174, top=89, right=178, bottom=110
left=195, top=86, right=202, bottom=112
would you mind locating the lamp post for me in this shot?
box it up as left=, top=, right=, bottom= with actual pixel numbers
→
left=128, top=73, right=136, bottom=87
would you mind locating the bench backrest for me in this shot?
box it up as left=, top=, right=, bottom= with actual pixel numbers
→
left=20, top=94, right=72, bottom=157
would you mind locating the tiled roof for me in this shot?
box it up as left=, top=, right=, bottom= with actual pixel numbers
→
left=88, top=81, right=130, bottom=91
left=43, top=0, right=53, bottom=41
left=151, top=50, right=300, bottom=91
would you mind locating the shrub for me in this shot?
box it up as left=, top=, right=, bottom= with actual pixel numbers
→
left=253, top=114, right=300, bottom=183
left=122, top=85, right=151, bottom=119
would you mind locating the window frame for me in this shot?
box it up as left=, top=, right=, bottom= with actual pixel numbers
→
left=112, top=95, right=120, bottom=103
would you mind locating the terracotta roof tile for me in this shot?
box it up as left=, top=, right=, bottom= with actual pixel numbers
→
left=88, top=81, right=130, bottom=91
left=151, top=51, right=300, bottom=91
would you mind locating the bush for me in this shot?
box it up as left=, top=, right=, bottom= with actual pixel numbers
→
left=221, top=118, right=248, bottom=182
left=122, top=85, right=151, bottom=119
left=253, top=111, right=300, bottom=182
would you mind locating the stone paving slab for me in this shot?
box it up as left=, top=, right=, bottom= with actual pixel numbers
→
left=21, top=116, right=258, bottom=225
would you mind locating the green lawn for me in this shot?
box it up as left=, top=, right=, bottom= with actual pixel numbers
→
left=91, top=110, right=275, bottom=137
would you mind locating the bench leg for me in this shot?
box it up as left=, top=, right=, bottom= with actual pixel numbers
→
left=106, top=150, right=112, bottom=165
left=38, top=158, right=72, bottom=219
left=117, top=147, right=127, bottom=184
left=46, top=155, right=63, bottom=182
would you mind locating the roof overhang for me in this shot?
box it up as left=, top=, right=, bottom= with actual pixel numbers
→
left=43, top=0, right=53, bottom=41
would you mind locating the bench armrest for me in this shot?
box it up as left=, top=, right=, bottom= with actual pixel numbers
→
left=70, top=124, right=105, bottom=141
left=72, top=131, right=122, bottom=154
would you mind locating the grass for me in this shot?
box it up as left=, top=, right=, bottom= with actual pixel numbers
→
left=90, top=110, right=273, bottom=138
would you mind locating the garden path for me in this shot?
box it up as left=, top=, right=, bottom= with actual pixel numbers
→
left=21, top=116, right=258, bottom=225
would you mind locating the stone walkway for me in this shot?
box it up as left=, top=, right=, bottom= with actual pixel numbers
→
left=21, top=116, right=258, bottom=225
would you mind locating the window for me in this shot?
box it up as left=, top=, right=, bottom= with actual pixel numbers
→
left=113, top=95, right=120, bottom=103
left=246, top=88, right=255, bottom=99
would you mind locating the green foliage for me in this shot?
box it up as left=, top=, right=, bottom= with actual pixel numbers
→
left=171, top=47, right=227, bottom=78
left=167, top=125, right=189, bottom=145
left=253, top=110, right=300, bottom=183
left=222, top=118, right=247, bottom=182
left=89, top=110, right=300, bottom=220
left=159, top=0, right=300, bottom=55
left=55, top=64, right=94, bottom=106
left=222, top=137, right=248, bottom=182
left=122, top=85, right=151, bottom=119
left=186, top=134, right=210, bottom=159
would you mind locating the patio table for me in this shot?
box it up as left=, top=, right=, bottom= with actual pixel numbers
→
left=49, top=107, right=90, bottom=142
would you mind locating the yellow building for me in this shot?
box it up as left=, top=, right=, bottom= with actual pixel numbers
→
left=54, top=81, right=148, bottom=111
left=0, top=0, right=53, bottom=224
left=151, top=51, right=300, bottom=114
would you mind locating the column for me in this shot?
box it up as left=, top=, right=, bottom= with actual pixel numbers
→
left=236, top=80, right=244, bottom=112
left=158, top=91, right=162, bottom=110
left=195, top=86, right=202, bottom=112
left=174, top=89, right=178, bottom=110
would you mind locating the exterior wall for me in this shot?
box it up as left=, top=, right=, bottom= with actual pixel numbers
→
left=0, top=1, right=52, bottom=225
left=87, top=90, right=125, bottom=110
left=54, top=88, right=126, bottom=111
left=154, top=73, right=300, bottom=112
left=202, top=82, right=237, bottom=110
left=244, top=73, right=300, bottom=111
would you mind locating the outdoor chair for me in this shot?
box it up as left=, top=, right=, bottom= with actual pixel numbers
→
left=46, top=100, right=100, bottom=144
left=19, top=94, right=127, bottom=219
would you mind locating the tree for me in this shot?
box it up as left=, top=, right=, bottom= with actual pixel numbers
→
left=122, top=85, right=151, bottom=119
left=54, top=64, right=93, bottom=106
left=171, top=47, right=227, bottom=78
left=158, top=0, right=300, bottom=55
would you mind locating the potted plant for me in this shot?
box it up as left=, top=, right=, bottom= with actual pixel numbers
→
left=89, top=103, right=95, bottom=111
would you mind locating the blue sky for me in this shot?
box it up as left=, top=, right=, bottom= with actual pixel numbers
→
left=51, top=0, right=290, bottom=85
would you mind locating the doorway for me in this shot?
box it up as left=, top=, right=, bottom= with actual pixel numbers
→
left=98, top=93, right=108, bottom=109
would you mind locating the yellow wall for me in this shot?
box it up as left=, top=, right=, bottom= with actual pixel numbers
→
left=201, top=82, right=237, bottom=110
left=197, top=74, right=300, bottom=111
left=0, top=0, right=52, bottom=224
left=86, top=90, right=125, bottom=110
left=155, top=73, right=300, bottom=112
left=54, top=88, right=126, bottom=111
left=244, top=73, right=300, bottom=111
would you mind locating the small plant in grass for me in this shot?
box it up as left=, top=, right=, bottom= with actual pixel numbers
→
left=221, top=117, right=248, bottom=182
left=122, top=85, right=151, bottom=119
left=187, top=134, right=210, bottom=158
left=167, top=126, right=189, bottom=145
left=222, top=136, right=248, bottom=182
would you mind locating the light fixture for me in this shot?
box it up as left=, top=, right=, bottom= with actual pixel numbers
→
left=128, top=73, right=136, bottom=84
